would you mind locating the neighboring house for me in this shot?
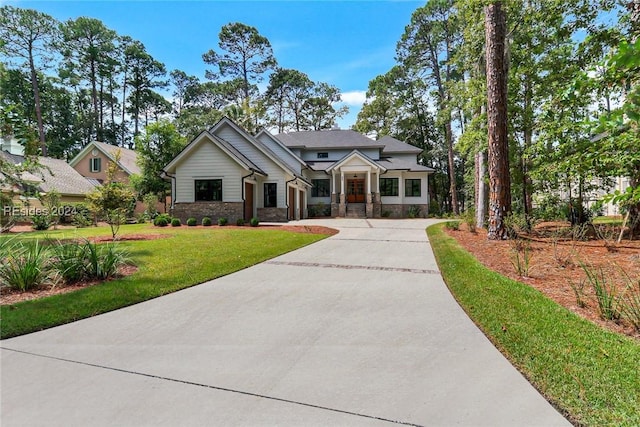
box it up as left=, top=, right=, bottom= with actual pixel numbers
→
left=1, top=150, right=97, bottom=206
left=163, top=117, right=434, bottom=223
left=69, top=141, right=140, bottom=184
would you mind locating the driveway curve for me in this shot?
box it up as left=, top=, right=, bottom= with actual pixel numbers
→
left=1, top=218, right=569, bottom=426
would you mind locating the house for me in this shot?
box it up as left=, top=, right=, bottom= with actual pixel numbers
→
left=69, top=141, right=140, bottom=184
left=163, top=118, right=434, bottom=223
left=1, top=150, right=97, bottom=206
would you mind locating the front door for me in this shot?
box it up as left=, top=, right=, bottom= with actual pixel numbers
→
left=288, top=187, right=295, bottom=219
left=347, top=179, right=365, bottom=203
left=244, top=182, right=254, bottom=221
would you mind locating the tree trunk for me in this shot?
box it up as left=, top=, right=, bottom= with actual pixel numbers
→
left=476, top=149, right=487, bottom=228
left=29, top=47, right=46, bottom=155
left=485, top=1, right=511, bottom=240
left=446, top=121, right=459, bottom=214
left=90, top=59, right=99, bottom=141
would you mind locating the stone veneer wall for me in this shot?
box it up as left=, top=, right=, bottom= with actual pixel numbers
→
left=257, top=207, right=288, bottom=222
left=171, top=202, right=243, bottom=224
left=380, top=204, right=429, bottom=218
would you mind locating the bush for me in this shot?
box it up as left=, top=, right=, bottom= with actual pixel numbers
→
left=381, top=210, right=391, bottom=218
left=428, top=199, right=441, bottom=218
left=0, top=240, right=54, bottom=291
left=407, top=205, right=421, bottom=218
left=31, top=213, right=52, bottom=231
left=83, top=240, right=128, bottom=280
left=250, top=217, right=259, bottom=227
left=531, top=194, right=565, bottom=221
left=236, top=218, right=245, bottom=226
left=202, top=217, right=212, bottom=226
left=154, top=213, right=171, bottom=227
left=186, top=217, right=197, bottom=226
left=217, top=217, right=228, bottom=226
left=48, top=239, right=87, bottom=283
left=171, top=218, right=181, bottom=227
left=462, top=209, right=477, bottom=232
left=445, top=220, right=460, bottom=231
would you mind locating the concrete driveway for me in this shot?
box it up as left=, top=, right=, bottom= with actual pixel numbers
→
left=1, top=218, right=569, bottom=426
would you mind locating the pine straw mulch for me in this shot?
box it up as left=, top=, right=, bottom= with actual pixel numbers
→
left=444, top=223, right=640, bottom=340
left=1, top=224, right=337, bottom=305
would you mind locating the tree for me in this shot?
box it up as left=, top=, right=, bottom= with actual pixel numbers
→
left=0, top=6, right=59, bottom=155
left=485, top=1, right=511, bottom=240
left=202, top=22, right=277, bottom=102
left=132, top=120, right=185, bottom=211
left=86, top=150, right=135, bottom=240
left=169, top=69, right=198, bottom=116
left=60, top=17, right=117, bottom=143
left=302, top=82, right=348, bottom=131
left=264, top=68, right=314, bottom=132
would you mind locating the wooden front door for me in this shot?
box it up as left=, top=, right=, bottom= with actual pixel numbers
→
left=347, top=179, right=365, bottom=203
left=244, top=182, right=254, bottom=221
left=288, top=187, right=295, bottom=219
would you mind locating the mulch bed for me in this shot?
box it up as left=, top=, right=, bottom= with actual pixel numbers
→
left=445, top=224, right=640, bottom=340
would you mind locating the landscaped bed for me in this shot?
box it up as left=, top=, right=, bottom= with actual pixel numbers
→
left=0, top=223, right=334, bottom=339
left=428, top=222, right=640, bottom=427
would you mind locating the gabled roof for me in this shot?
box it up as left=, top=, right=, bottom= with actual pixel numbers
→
left=1, top=151, right=97, bottom=196
left=377, top=135, right=423, bottom=154
left=163, top=129, right=266, bottom=175
left=275, top=129, right=380, bottom=150
left=255, top=129, right=307, bottom=169
left=210, top=118, right=302, bottom=179
left=377, top=157, right=435, bottom=172
left=69, top=141, right=141, bottom=175
left=326, top=150, right=387, bottom=173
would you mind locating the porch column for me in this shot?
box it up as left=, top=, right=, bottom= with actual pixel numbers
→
left=295, top=186, right=300, bottom=220
left=339, top=170, right=346, bottom=217
left=366, top=169, right=371, bottom=194
left=366, top=169, right=373, bottom=218
left=331, top=171, right=339, bottom=217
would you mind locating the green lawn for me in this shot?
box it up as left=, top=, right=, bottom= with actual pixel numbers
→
left=0, top=224, right=328, bottom=339
left=427, top=223, right=640, bottom=427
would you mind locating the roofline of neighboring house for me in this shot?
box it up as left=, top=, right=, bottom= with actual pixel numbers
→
left=69, top=141, right=136, bottom=175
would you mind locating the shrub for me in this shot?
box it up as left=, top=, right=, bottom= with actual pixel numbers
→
left=428, top=199, right=441, bottom=218
left=48, top=239, right=87, bottom=283
left=154, top=213, right=171, bottom=227
left=381, top=210, right=391, bottom=218
left=83, top=240, right=128, bottom=280
left=218, top=217, right=228, bottom=226
left=236, top=218, right=245, bottom=226
left=72, top=204, right=93, bottom=228
left=581, top=262, right=622, bottom=321
left=202, top=217, right=212, bottom=226
left=31, top=213, right=52, bottom=231
left=171, top=218, right=181, bottom=227
left=250, top=217, right=259, bottom=227
left=504, top=212, right=531, bottom=238
left=622, top=279, right=640, bottom=331
left=445, top=220, right=460, bottom=231
left=186, top=217, right=197, bottom=226
left=509, top=238, right=533, bottom=278
left=0, top=240, right=54, bottom=291
left=407, top=205, right=421, bottom=218
left=462, top=209, right=477, bottom=233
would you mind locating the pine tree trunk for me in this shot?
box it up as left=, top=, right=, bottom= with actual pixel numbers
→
left=476, top=149, right=487, bottom=227
left=29, top=50, right=46, bottom=155
left=485, top=1, right=511, bottom=240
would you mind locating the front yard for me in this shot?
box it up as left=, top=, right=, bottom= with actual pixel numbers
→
left=0, top=223, right=331, bottom=339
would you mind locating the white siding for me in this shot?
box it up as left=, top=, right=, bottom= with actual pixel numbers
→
left=380, top=171, right=428, bottom=205
left=175, top=139, right=245, bottom=202
left=256, top=134, right=302, bottom=174
left=306, top=171, right=332, bottom=204
left=217, top=124, right=291, bottom=207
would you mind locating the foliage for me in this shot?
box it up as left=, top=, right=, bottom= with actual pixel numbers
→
left=186, top=217, right=197, bottom=226
left=171, top=217, right=181, bottom=227
left=236, top=218, right=245, bottom=226
left=428, top=223, right=640, bottom=426
left=153, top=213, right=170, bottom=227
left=622, top=279, right=640, bottom=331
left=580, top=262, right=623, bottom=321
left=509, top=238, right=533, bottom=278
left=202, top=216, right=212, bottom=226
left=461, top=209, right=476, bottom=232
left=407, top=205, right=421, bottom=219
left=250, top=217, right=259, bottom=227
left=445, top=220, right=460, bottom=231
left=0, top=240, right=55, bottom=291
left=217, top=217, right=228, bottom=226
left=30, top=213, right=52, bottom=231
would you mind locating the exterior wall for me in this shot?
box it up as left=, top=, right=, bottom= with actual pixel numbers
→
left=380, top=204, right=429, bottom=218
left=256, top=134, right=302, bottom=174
left=73, top=150, right=129, bottom=183
left=305, top=170, right=332, bottom=207
left=174, top=139, right=245, bottom=203
left=379, top=171, right=429, bottom=207
left=300, top=148, right=379, bottom=162
left=171, top=202, right=243, bottom=224
left=257, top=207, right=287, bottom=222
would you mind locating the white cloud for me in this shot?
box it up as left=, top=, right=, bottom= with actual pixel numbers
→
left=340, top=90, right=367, bottom=106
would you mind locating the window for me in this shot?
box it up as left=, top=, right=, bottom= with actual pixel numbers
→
left=380, top=178, right=398, bottom=196
left=317, top=152, right=329, bottom=159
left=264, top=183, right=277, bottom=207
left=195, top=179, right=222, bottom=201
left=89, top=157, right=101, bottom=173
left=405, top=179, right=421, bottom=197
left=311, top=179, right=330, bottom=197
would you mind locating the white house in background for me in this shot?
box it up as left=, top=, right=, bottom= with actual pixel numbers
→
left=163, top=117, right=434, bottom=223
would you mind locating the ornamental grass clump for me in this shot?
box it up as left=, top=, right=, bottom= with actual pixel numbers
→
left=580, top=262, right=623, bottom=321
left=47, top=239, right=88, bottom=283
left=0, top=240, right=55, bottom=291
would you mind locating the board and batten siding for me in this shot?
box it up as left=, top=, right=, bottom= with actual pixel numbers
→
left=216, top=124, right=291, bottom=207
left=174, top=139, right=245, bottom=203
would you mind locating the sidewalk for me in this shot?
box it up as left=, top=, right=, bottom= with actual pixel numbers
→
left=1, top=219, right=570, bottom=426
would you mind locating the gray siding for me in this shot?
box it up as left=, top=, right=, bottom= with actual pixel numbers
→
left=300, top=148, right=380, bottom=162
left=175, top=139, right=245, bottom=203
left=256, top=134, right=302, bottom=174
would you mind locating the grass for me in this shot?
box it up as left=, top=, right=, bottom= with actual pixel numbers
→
left=592, top=216, right=624, bottom=226
left=427, top=223, right=640, bottom=427
left=1, top=224, right=328, bottom=339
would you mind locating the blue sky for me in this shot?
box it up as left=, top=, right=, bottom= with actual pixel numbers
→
left=5, top=0, right=425, bottom=129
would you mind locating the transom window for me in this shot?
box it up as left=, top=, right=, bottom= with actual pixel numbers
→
left=89, top=157, right=101, bottom=173
left=405, top=179, right=421, bottom=197
left=311, top=179, right=330, bottom=197
left=317, top=152, right=329, bottom=159
left=380, top=178, right=398, bottom=197
left=264, top=183, right=277, bottom=207
left=195, top=179, right=222, bottom=201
